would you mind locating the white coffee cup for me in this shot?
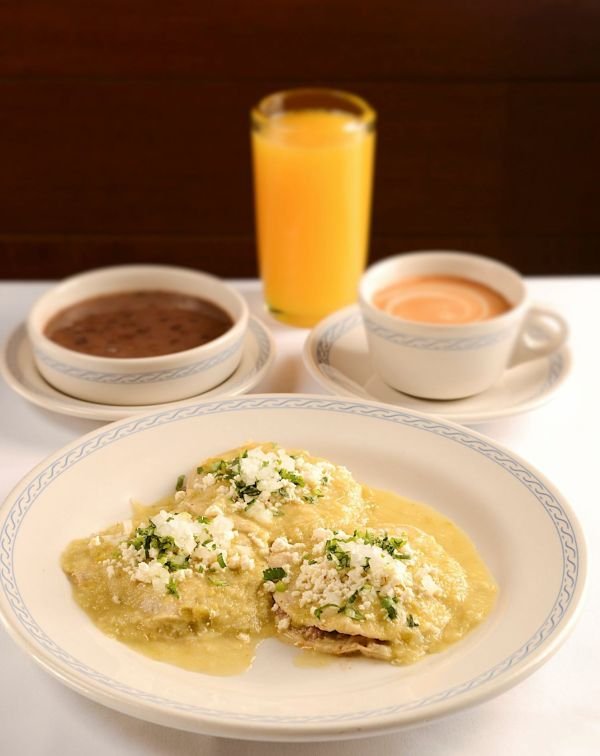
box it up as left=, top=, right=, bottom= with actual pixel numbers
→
left=358, top=251, right=568, bottom=400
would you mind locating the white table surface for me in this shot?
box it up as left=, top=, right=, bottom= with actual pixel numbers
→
left=0, top=278, right=599, bottom=756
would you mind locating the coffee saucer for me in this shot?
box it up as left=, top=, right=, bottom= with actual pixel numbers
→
left=303, top=306, right=571, bottom=425
left=0, top=317, right=275, bottom=422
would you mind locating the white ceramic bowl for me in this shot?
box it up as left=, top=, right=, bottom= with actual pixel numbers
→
left=27, top=265, right=249, bottom=406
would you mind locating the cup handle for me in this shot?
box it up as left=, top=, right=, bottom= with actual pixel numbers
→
left=509, top=305, right=569, bottom=368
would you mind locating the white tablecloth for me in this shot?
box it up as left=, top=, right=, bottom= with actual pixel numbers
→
left=1, top=278, right=598, bottom=755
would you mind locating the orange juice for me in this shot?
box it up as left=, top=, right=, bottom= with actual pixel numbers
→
left=252, top=99, right=375, bottom=327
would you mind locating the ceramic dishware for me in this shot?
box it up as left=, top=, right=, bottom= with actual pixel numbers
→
left=303, top=305, right=571, bottom=424
left=0, top=395, right=586, bottom=740
left=27, top=265, right=249, bottom=405
left=359, top=251, right=568, bottom=400
left=2, top=317, right=275, bottom=421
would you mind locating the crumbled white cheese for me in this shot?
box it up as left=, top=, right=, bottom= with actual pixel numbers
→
left=419, top=572, right=441, bottom=596
left=193, top=445, right=335, bottom=516
left=271, top=536, right=292, bottom=553
left=226, top=546, right=255, bottom=571
left=228, top=553, right=241, bottom=569
left=134, top=560, right=171, bottom=591
left=247, top=532, right=269, bottom=556
left=151, top=510, right=203, bottom=555
left=239, top=549, right=255, bottom=571
left=206, top=511, right=236, bottom=549
left=113, top=507, right=254, bottom=595
left=273, top=528, right=417, bottom=624
left=246, top=502, right=273, bottom=525
left=204, top=503, right=222, bottom=517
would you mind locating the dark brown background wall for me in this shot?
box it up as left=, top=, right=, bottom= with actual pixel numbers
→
left=1, top=1, right=599, bottom=278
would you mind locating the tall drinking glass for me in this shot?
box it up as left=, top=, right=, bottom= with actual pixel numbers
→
left=251, top=88, right=376, bottom=327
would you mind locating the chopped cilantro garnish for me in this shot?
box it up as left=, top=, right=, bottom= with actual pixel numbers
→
left=262, top=567, right=287, bottom=583
left=205, top=455, right=263, bottom=507
left=279, top=469, right=305, bottom=486
left=196, top=515, right=211, bottom=524
left=129, top=523, right=177, bottom=563
left=217, top=553, right=227, bottom=569
left=160, top=554, right=190, bottom=571
left=303, top=489, right=325, bottom=503
left=209, top=459, right=229, bottom=475
left=166, top=578, right=179, bottom=598
left=127, top=520, right=196, bottom=575
left=379, top=535, right=409, bottom=560
left=314, top=603, right=340, bottom=619
left=340, top=604, right=365, bottom=621
left=324, top=591, right=366, bottom=622
left=197, top=448, right=325, bottom=509
left=325, top=539, right=351, bottom=569
left=207, top=574, right=228, bottom=587
left=380, top=595, right=398, bottom=620
left=196, top=466, right=204, bottom=474
left=345, top=530, right=410, bottom=561
left=240, top=484, right=261, bottom=500
left=407, top=613, right=419, bottom=628
left=175, top=474, right=186, bottom=492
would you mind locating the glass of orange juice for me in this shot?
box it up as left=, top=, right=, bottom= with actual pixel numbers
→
left=251, top=88, right=376, bottom=327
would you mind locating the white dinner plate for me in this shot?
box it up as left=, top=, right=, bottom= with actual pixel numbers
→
left=0, top=317, right=275, bottom=421
left=0, top=395, right=586, bottom=741
left=304, top=306, right=572, bottom=425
